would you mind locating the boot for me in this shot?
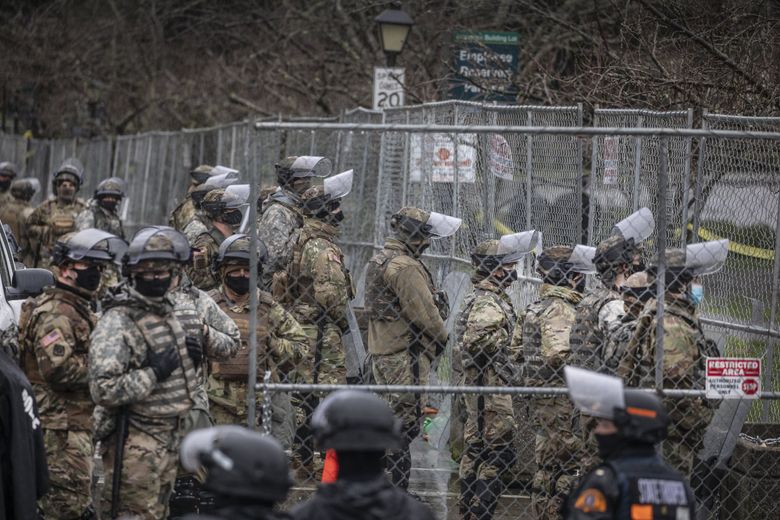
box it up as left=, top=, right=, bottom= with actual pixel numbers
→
left=472, top=478, right=503, bottom=520
left=459, top=475, right=477, bottom=519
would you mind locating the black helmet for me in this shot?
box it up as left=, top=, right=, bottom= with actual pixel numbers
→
left=613, top=389, right=669, bottom=445
left=52, top=157, right=84, bottom=190
left=471, top=230, right=538, bottom=275
left=94, top=177, right=126, bottom=199
left=51, top=229, right=127, bottom=266
left=312, top=390, right=402, bottom=451
left=212, top=234, right=267, bottom=274
left=0, top=161, right=19, bottom=178
left=124, top=227, right=191, bottom=268
left=180, top=425, right=293, bottom=503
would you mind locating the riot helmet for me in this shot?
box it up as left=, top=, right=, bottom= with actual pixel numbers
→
left=312, top=390, right=402, bottom=451
left=189, top=164, right=214, bottom=185
left=52, top=157, right=84, bottom=190
left=180, top=425, right=293, bottom=503
left=300, top=169, right=354, bottom=224
left=594, top=208, right=655, bottom=282
left=471, top=230, right=538, bottom=285
left=51, top=229, right=127, bottom=266
left=213, top=234, right=267, bottom=296
left=201, top=188, right=247, bottom=228
left=536, top=244, right=593, bottom=288
left=10, top=177, right=40, bottom=201
left=0, top=161, right=18, bottom=191
left=124, top=227, right=191, bottom=297
left=275, top=156, right=332, bottom=192
left=565, top=366, right=669, bottom=447
left=94, top=177, right=126, bottom=213
left=648, top=239, right=729, bottom=293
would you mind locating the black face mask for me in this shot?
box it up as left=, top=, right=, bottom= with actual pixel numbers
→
left=0, top=179, right=10, bottom=191
left=329, top=209, right=345, bottom=224
left=595, top=432, right=624, bottom=459
left=74, top=265, right=102, bottom=292
left=225, top=275, right=250, bottom=295
left=134, top=275, right=172, bottom=298
left=98, top=198, right=119, bottom=212
left=221, top=210, right=243, bottom=226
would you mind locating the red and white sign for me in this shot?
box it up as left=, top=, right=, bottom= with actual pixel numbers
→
left=409, top=133, right=476, bottom=183
left=603, top=136, right=619, bottom=185
left=488, top=134, right=514, bottom=180
left=705, top=357, right=761, bottom=399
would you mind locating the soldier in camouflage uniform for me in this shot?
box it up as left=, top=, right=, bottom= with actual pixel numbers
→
left=601, top=271, right=653, bottom=375
left=188, top=187, right=246, bottom=291
left=206, top=234, right=307, bottom=448
left=617, top=240, right=727, bottom=477
left=257, top=156, right=331, bottom=291
left=0, top=160, right=18, bottom=205
left=89, top=228, right=200, bottom=519
left=170, top=164, right=214, bottom=232
left=285, top=170, right=354, bottom=477
left=569, top=208, right=654, bottom=372
left=181, top=168, right=240, bottom=243
left=520, top=245, right=590, bottom=520
left=18, top=229, right=124, bottom=519
left=456, top=231, right=537, bottom=520
left=26, top=158, right=88, bottom=270
left=365, top=206, right=461, bottom=489
left=0, top=177, right=40, bottom=265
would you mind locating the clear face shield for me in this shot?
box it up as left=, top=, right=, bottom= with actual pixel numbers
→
left=323, top=169, right=354, bottom=199
left=126, top=227, right=192, bottom=266
left=685, top=239, right=729, bottom=276
left=611, top=207, right=655, bottom=243
left=497, top=230, right=539, bottom=264
left=564, top=366, right=625, bottom=420
left=425, top=211, right=462, bottom=239
left=290, top=156, right=333, bottom=178
left=569, top=244, right=598, bottom=275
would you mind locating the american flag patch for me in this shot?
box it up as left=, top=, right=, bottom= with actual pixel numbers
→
left=40, top=329, right=63, bottom=348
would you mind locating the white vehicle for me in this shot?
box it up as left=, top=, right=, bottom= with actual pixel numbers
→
left=0, top=222, right=53, bottom=332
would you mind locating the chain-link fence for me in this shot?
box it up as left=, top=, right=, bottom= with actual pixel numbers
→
left=3, top=105, right=780, bottom=519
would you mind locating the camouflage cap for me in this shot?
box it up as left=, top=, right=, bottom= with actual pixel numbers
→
left=95, top=177, right=126, bottom=198
left=190, top=164, right=214, bottom=185
left=474, top=239, right=501, bottom=256
left=538, top=245, right=573, bottom=263
left=623, top=270, right=650, bottom=289
left=0, top=161, right=19, bottom=177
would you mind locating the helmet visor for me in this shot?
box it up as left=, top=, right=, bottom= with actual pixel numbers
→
left=611, top=207, right=655, bottom=243
left=685, top=239, right=729, bottom=276
left=324, top=169, right=354, bottom=199
left=204, top=170, right=240, bottom=189
left=290, top=156, right=332, bottom=178
left=569, top=244, right=597, bottom=274
left=565, top=366, right=625, bottom=420
left=497, top=230, right=539, bottom=263
left=64, top=229, right=127, bottom=263
left=426, top=211, right=462, bottom=238
left=126, top=227, right=192, bottom=264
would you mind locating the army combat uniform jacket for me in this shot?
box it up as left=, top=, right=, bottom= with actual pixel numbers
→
left=568, top=286, right=624, bottom=372
left=25, top=197, right=87, bottom=269
left=257, top=189, right=305, bottom=290
left=76, top=200, right=125, bottom=239
left=189, top=227, right=229, bottom=291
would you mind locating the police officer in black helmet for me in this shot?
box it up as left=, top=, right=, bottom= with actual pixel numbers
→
left=291, top=390, right=435, bottom=520
left=178, top=425, right=294, bottom=520
left=563, top=367, right=695, bottom=519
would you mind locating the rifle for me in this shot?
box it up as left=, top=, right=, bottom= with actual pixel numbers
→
left=111, top=407, right=129, bottom=519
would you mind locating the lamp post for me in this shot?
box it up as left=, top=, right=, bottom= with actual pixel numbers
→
left=374, top=7, right=414, bottom=67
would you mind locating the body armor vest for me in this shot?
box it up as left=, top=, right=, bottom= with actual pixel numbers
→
left=365, top=248, right=407, bottom=321
left=605, top=453, right=695, bottom=520
left=288, top=224, right=352, bottom=307
left=127, top=307, right=198, bottom=419
left=603, top=316, right=638, bottom=375
left=208, top=290, right=273, bottom=381
left=569, top=287, right=621, bottom=371
left=49, top=200, right=83, bottom=239
left=455, top=285, right=515, bottom=374
left=90, top=204, right=125, bottom=239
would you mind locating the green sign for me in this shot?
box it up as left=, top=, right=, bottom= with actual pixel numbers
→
left=450, top=31, right=519, bottom=102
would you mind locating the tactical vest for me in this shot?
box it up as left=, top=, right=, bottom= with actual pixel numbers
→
left=603, top=316, right=638, bottom=375
left=569, top=287, right=621, bottom=371
left=91, top=204, right=125, bottom=239
left=126, top=307, right=198, bottom=418
left=365, top=248, right=406, bottom=321
left=288, top=224, right=352, bottom=307
left=267, top=191, right=304, bottom=225
left=208, top=290, right=273, bottom=381
left=48, top=199, right=84, bottom=241
left=522, top=287, right=580, bottom=386
left=455, top=285, right=515, bottom=374
left=605, top=454, right=695, bottom=520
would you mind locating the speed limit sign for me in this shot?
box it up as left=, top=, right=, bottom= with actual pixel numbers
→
left=373, top=67, right=405, bottom=110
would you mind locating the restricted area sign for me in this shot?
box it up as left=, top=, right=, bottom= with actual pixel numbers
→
left=373, top=67, right=405, bottom=110
left=705, top=357, right=761, bottom=399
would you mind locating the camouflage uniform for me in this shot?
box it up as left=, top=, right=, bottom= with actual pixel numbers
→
left=170, top=165, right=214, bottom=232
left=189, top=226, right=229, bottom=291
left=522, top=273, right=584, bottom=519
left=257, top=189, right=305, bottom=290
left=90, top=283, right=200, bottom=520
left=26, top=197, right=87, bottom=269
left=456, top=276, right=521, bottom=518
left=366, top=208, right=451, bottom=489
left=76, top=200, right=125, bottom=238
left=602, top=271, right=652, bottom=375
left=18, top=285, right=97, bottom=518
left=617, top=295, right=715, bottom=476
left=0, top=179, right=36, bottom=255
left=0, top=161, right=18, bottom=206
left=206, top=287, right=307, bottom=448
left=182, top=212, right=211, bottom=244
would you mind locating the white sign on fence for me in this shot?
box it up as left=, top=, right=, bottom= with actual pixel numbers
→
left=488, top=134, right=514, bottom=180
left=373, top=67, right=405, bottom=110
left=705, top=357, right=761, bottom=399
left=409, top=133, right=477, bottom=183
left=603, top=136, right=619, bottom=185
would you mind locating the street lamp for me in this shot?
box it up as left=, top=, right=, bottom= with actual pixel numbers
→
left=375, top=7, right=414, bottom=67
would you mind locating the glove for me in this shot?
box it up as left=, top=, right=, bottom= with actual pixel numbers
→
left=148, top=346, right=179, bottom=382
left=185, top=336, right=203, bottom=368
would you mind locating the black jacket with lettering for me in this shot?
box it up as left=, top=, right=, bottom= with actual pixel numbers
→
left=0, top=349, right=49, bottom=520
left=565, top=443, right=695, bottom=520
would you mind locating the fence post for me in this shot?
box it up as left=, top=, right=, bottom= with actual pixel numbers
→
left=401, top=111, right=411, bottom=207
left=764, top=187, right=780, bottom=419
left=632, top=114, right=643, bottom=212
left=680, top=108, right=695, bottom=248
left=692, top=110, right=708, bottom=243
left=655, top=136, right=669, bottom=390
left=452, top=104, right=460, bottom=262
left=576, top=103, right=584, bottom=243
left=587, top=109, right=599, bottom=245
left=373, top=111, right=388, bottom=248
left=247, top=123, right=259, bottom=431
left=525, top=110, right=533, bottom=231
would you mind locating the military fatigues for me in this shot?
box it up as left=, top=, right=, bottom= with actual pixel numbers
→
left=76, top=200, right=126, bottom=292
left=456, top=278, right=519, bottom=518
left=568, top=287, right=624, bottom=372
left=365, top=238, right=448, bottom=488
left=26, top=197, right=87, bottom=269
left=206, top=288, right=308, bottom=448
left=182, top=212, right=211, bottom=244
left=0, top=195, right=34, bottom=254
left=188, top=227, right=229, bottom=291
left=170, top=282, right=241, bottom=433
left=565, top=445, right=695, bottom=520
left=18, top=285, right=96, bottom=519
left=257, top=190, right=305, bottom=290
left=89, top=287, right=199, bottom=520
left=617, top=296, right=717, bottom=476
left=170, top=185, right=198, bottom=233
left=521, top=284, right=584, bottom=520
left=602, top=312, right=640, bottom=375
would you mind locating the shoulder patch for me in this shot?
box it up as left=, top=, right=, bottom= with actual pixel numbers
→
left=40, top=328, right=63, bottom=348
left=574, top=488, right=607, bottom=513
